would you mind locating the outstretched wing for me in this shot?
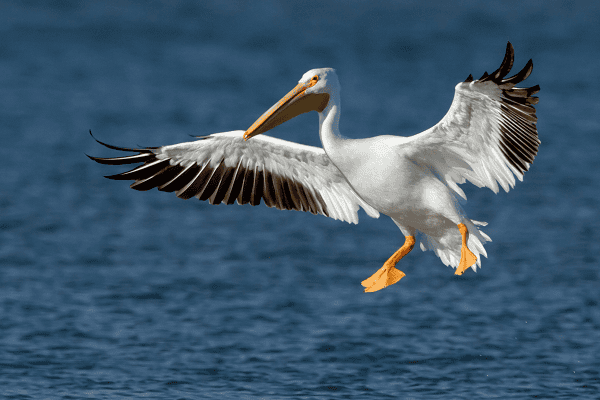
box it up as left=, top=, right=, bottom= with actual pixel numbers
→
left=404, top=42, right=540, bottom=199
left=88, top=130, right=380, bottom=224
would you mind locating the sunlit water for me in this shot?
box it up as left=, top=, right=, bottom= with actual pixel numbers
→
left=1, top=1, right=599, bottom=398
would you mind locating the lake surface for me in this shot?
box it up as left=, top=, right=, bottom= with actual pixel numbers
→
left=1, top=1, right=599, bottom=398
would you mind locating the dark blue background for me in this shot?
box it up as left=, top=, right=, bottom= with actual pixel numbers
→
left=1, top=1, right=599, bottom=398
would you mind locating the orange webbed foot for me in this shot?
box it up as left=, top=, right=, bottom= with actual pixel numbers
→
left=363, top=266, right=406, bottom=292
left=362, top=235, right=414, bottom=292
left=455, top=223, right=477, bottom=275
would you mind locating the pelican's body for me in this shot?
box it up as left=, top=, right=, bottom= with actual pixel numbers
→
left=89, top=42, right=539, bottom=292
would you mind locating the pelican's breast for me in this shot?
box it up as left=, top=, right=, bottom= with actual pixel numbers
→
left=332, top=137, right=424, bottom=214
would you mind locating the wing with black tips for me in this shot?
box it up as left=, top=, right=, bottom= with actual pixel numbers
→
left=405, top=42, right=540, bottom=199
left=88, top=131, right=380, bottom=224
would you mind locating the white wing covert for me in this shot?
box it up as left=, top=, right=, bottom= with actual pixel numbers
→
left=404, top=42, right=540, bottom=200
left=88, top=131, right=380, bottom=224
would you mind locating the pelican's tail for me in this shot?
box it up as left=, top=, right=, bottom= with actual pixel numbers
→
left=419, top=219, right=491, bottom=272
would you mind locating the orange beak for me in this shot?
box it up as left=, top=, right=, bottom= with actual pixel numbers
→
left=243, top=77, right=329, bottom=140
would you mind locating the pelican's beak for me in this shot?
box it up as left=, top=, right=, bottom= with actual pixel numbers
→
left=243, top=78, right=329, bottom=140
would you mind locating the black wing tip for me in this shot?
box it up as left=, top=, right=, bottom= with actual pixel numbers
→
left=86, top=153, right=107, bottom=163
left=506, top=41, right=514, bottom=55
left=528, top=84, right=541, bottom=94
left=499, top=42, right=515, bottom=77
left=88, top=129, right=156, bottom=152
left=503, top=59, right=533, bottom=86
left=89, top=129, right=120, bottom=151
left=104, top=173, right=130, bottom=180
left=468, top=43, right=537, bottom=91
left=496, top=42, right=540, bottom=173
left=87, top=130, right=159, bottom=166
left=479, top=41, right=514, bottom=83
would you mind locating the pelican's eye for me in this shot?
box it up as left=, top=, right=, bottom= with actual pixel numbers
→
left=311, top=75, right=319, bottom=83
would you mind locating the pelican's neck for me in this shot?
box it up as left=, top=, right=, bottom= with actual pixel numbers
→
left=318, top=93, right=345, bottom=157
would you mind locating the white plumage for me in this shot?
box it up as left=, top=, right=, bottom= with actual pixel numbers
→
left=90, top=42, right=539, bottom=292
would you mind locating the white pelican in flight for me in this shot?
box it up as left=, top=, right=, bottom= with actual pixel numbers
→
left=89, top=42, right=539, bottom=292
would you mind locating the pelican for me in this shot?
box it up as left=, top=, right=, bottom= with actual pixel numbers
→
left=89, top=42, right=539, bottom=292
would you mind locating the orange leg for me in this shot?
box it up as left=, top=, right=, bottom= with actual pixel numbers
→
left=362, top=235, right=415, bottom=293
left=455, top=223, right=477, bottom=275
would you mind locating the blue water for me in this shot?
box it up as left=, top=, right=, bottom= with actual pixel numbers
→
left=1, top=1, right=599, bottom=398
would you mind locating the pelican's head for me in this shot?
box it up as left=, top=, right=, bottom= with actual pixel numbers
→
left=243, top=68, right=337, bottom=140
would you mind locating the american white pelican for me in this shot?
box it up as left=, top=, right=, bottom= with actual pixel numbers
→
left=89, top=42, right=539, bottom=292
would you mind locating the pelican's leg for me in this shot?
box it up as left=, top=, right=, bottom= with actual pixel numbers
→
left=362, top=235, right=415, bottom=293
left=455, top=223, right=477, bottom=275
